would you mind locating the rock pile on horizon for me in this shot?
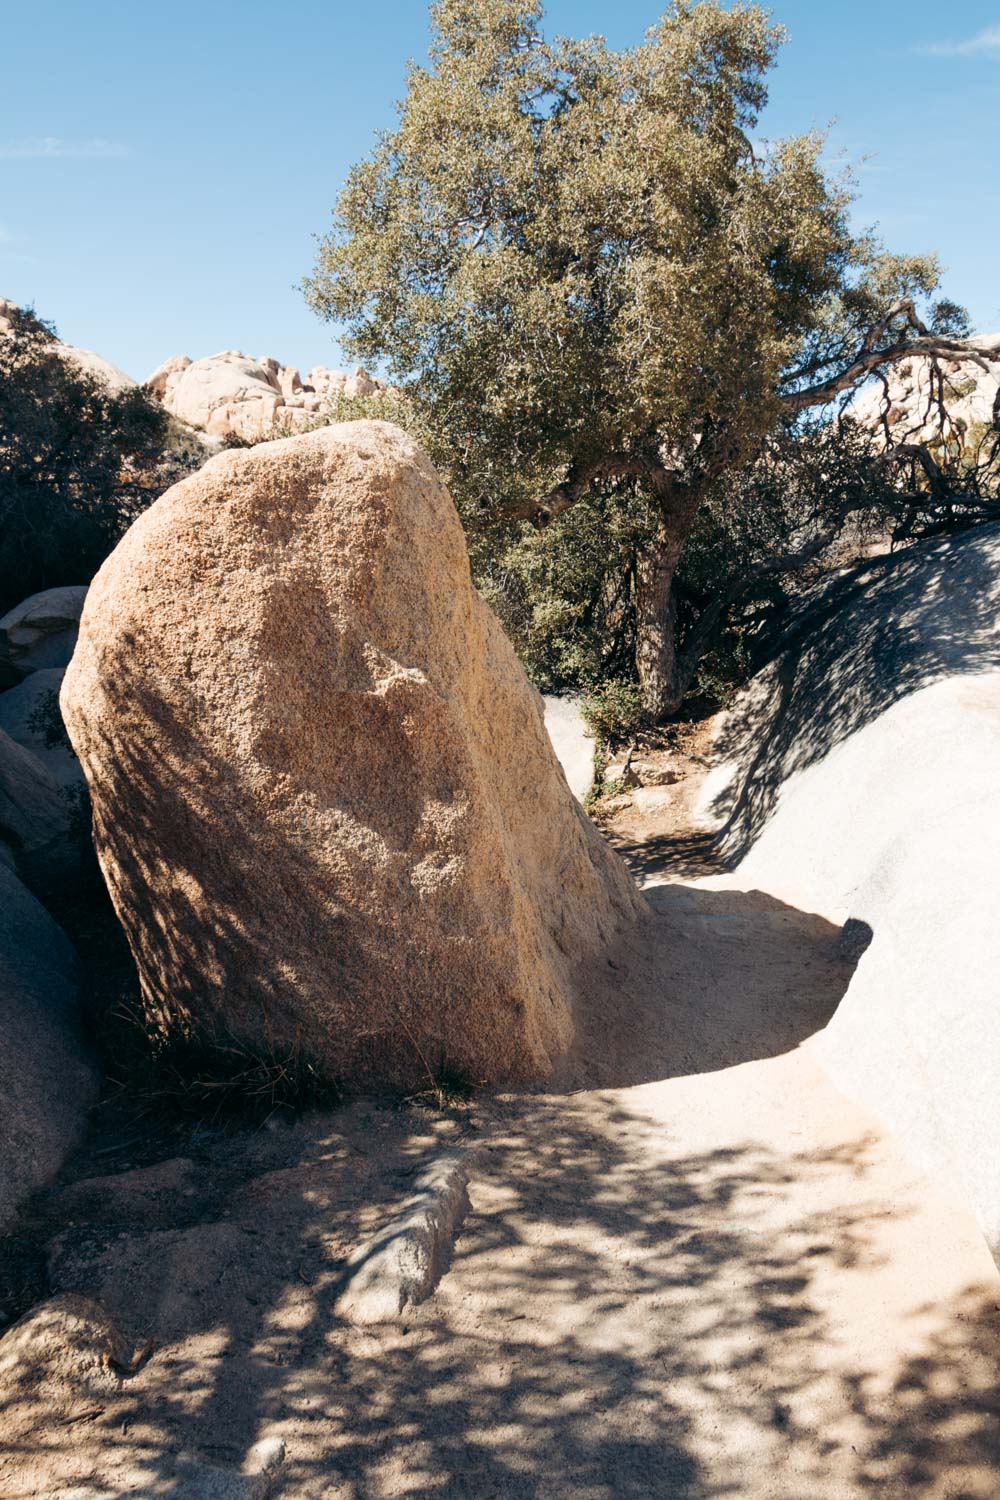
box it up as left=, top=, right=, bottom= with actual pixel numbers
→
left=851, top=335, right=1000, bottom=452
left=62, top=421, right=644, bottom=1087
left=1, top=295, right=395, bottom=446
left=145, top=348, right=395, bottom=442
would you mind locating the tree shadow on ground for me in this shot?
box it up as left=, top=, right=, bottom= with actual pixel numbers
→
left=2, top=1094, right=998, bottom=1498
left=610, top=522, right=1000, bottom=883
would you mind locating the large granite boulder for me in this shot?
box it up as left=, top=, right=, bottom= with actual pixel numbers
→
left=0, top=864, right=97, bottom=1232
left=62, top=422, right=644, bottom=1086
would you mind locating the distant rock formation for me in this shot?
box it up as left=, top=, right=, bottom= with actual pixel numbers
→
left=850, top=335, right=1000, bottom=453
left=145, top=348, right=395, bottom=443
left=62, top=421, right=644, bottom=1088
left=0, top=298, right=133, bottom=393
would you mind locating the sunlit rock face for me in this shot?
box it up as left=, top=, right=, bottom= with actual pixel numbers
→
left=62, top=421, right=644, bottom=1089
left=704, top=520, right=1000, bottom=1261
left=145, top=349, right=395, bottom=442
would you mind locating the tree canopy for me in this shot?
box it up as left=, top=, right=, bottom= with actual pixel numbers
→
left=0, top=305, right=169, bottom=614
left=307, top=0, right=999, bottom=718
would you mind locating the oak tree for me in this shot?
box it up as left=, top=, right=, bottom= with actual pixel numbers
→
left=306, top=0, right=998, bottom=718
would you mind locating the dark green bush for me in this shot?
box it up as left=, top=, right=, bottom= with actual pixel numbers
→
left=580, top=679, right=648, bottom=745
left=0, top=304, right=169, bottom=612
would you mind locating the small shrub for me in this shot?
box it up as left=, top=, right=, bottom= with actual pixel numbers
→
left=98, top=998, right=343, bottom=1125
left=581, top=678, right=647, bottom=746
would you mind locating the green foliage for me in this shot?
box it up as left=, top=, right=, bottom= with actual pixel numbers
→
left=581, top=677, right=647, bottom=745
left=306, top=385, right=424, bottom=435
left=306, top=0, right=940, bottom=515
left=680, top=416, right=886, bottom=598
left=305, top=0, right=960, bottom=717
left=469, top=488, right=655, bottom=690
left=0, top=305, right=169, bottom=612
left=473, top=414, right=889, bottom=706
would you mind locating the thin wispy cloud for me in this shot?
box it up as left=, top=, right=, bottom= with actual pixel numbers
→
left=0, top=136, right=131, bottom=160
left=915, top=26, right=1000, bottom=58
left=0, top=226, right=35, bottom=264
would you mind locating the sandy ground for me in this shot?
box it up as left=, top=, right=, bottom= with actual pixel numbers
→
left=2, top=730, right=998, bottom=1497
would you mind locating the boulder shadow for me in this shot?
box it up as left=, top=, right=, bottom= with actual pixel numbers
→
left=564, top=883, right=860, bottom=1090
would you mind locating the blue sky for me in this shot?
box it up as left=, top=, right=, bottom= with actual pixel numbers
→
left=2, top=1, right=997, bottom=380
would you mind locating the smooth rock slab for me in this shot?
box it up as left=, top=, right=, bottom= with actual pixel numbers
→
left=705, top=522, right=1000, bottom=1260
left=542, top=694, right=594, bottom=802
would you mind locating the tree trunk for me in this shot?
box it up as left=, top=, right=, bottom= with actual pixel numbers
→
left=634, top=515, right=686, bottom=721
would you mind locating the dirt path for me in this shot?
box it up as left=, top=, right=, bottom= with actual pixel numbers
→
left=3, top=775, right=999, bottom=1497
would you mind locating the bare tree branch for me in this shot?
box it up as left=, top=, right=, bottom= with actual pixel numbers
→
left=780, top=332, right=1000, bottom=414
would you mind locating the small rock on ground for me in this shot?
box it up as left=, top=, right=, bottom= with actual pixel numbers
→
left=335, top=1150, right=477, bottom=1324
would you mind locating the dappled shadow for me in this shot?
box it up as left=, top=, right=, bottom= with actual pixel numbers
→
left=706, top=522, right=1000, bottom=861
left=606, top=825, right=725, bottom=882
left=1, top=1091, right=998, bottom=1496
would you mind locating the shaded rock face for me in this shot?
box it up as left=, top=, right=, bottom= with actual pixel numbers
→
left=0, top=725, right=74, bottom=881
left=0, top=865, right=97, bottom=1233
left=62, top=422, right=644, bottom=1086
left=0, top=668, right=85, bottom=793
left=0, top=586, right=88, bottom=685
